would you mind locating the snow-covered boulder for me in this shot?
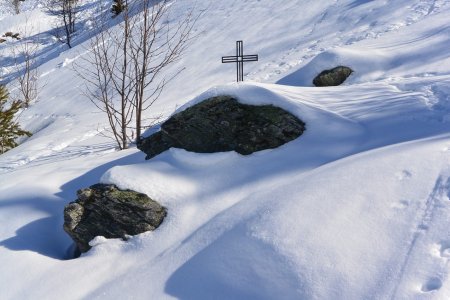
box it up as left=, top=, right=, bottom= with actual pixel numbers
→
left=313, top=66, right=353, bottom=87
left=138, top=95, right=306, bottom=159
left=63, top=184, right=167, bottom=254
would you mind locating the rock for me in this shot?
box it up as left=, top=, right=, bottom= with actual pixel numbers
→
left=63, top=184, right=166, bottom=254
left=138, top=96, right=306, bottom=159
left=313, top=66, right=353, bottom=87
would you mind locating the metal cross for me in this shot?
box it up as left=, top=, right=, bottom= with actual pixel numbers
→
left=222, top=41, right=258, bottom=82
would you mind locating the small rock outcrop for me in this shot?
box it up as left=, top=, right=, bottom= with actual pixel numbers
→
left=138, top=96, right=306, bottom=159
left=2, top=32, right=20, bottom=40
left=63, top=184, right=166, bottom=253
left=313, top=66, right=353, bottom=87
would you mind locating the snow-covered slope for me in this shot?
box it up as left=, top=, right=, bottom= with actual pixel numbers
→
left=1, top=0, right=450, bottom=299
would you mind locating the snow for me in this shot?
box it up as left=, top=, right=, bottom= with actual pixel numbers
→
left=1, top=0, right=450, bottom=299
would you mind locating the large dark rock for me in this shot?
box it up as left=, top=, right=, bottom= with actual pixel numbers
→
left=313, top=66, right=353, bottom=87
left=63, top=184, right=166, bottom=253
left=138, top=96, right=306, bottom=159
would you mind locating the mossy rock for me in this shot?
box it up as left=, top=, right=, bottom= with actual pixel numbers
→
left=63, top=184, right=166, bottom=254
left=313, top=66, right=353, bottom=87
left=138, top=96, right=306, bottom=159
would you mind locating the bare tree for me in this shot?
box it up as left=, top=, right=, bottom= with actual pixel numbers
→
left=130, top=0, right=196, bottom=143
left=12, top=0, right=21, bottom=14
left=75, top=3, right=135, bottom=150
left=12, top=42, right=39, bottom=108
left=11, top=20, right=40, bottom=108
left=76, top=0, right=197, bottom=149
left=45, top=0, right=79, bottom=48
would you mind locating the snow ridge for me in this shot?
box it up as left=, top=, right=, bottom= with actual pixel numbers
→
left=1, top=0, right=450, bottom=299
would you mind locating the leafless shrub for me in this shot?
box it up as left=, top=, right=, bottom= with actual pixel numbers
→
left=45, top=0, right=79, bottom=48
left=76, top=0, right=198, bottom=150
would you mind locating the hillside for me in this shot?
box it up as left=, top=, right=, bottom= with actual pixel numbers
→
left=1, top=0, right=450, bottom=299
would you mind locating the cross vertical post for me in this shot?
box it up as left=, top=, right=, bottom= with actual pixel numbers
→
left=237, top=41, right=243, bottom=82
left=222, top=41, right=258, bottom=82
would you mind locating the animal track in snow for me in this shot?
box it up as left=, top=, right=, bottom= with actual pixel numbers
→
left=391, top=200, right=410, bottom=210
left=396, top=170, right=413, bottom=180
left=250, top=0, right=450, bottom=83
left=430, top=241, right=450, bottom=259
left=421, top=277, right=442, bottom=292
left=390, top=175, right=447, bottom=298
left=437, top=241, right=450, bottom=258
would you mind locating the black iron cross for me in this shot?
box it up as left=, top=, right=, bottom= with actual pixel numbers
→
left=222, top=41, right=258, bottom=82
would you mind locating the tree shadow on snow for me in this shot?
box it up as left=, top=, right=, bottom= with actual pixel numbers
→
left=347, top=0, right=374, bottom=9
left=1, top=0, right=170, bottom=86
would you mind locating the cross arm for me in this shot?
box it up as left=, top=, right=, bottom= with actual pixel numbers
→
left=242, top=55, right=258, bottom=62
left=222, top=56, right=239, bottom=63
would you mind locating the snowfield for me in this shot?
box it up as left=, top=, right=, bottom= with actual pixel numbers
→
left=1, top=0, right=450, bottom=299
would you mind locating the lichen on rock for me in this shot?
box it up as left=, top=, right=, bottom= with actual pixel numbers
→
left=63, top=184, right=166, bottom=254
left=137, top=95, right=306, bottom=159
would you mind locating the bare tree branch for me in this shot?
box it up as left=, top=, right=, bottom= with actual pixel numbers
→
left=76, top=0, right=199, bottom=149
left=45, top=0, right=79, bottom=48
left=11, top=19, right=40, bottom=108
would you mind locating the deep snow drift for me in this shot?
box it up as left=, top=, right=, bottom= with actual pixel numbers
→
left=1, top=0, right=450, bottom=299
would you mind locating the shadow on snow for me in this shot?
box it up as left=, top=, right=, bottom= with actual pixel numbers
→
left=0, top=150, right=144, bottom=260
